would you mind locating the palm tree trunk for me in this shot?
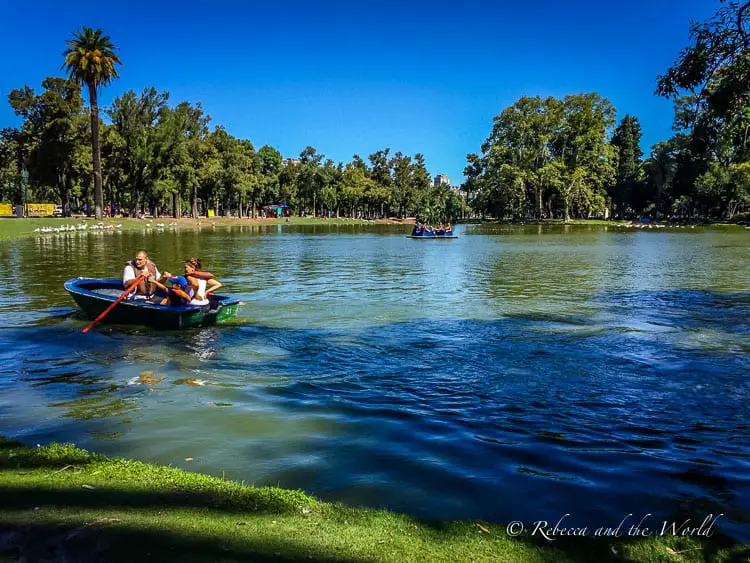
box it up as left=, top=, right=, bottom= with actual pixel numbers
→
left=87, top=82, right=104, bottom=220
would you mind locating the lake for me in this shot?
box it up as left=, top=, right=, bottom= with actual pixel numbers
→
left=0, top=223, right=748, bottom=540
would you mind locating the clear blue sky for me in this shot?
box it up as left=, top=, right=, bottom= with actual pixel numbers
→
left=0, top=0, right=715, bottom=184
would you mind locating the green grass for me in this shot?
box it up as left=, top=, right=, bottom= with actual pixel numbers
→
left=563, top=219, right=630, bottom=225
left=0, top=217, right=392, bottom=242
left=0, top=437, right=745, bottom=562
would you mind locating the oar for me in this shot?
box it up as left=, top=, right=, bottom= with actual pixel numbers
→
left=82, top=274, right=145, bottom=333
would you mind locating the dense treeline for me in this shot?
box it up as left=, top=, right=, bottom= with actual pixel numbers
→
left=0, top=82, right=466, bottom=221
left=466, top=0, right=749, bottom=221
left=2, top=2, right=748, bottom=223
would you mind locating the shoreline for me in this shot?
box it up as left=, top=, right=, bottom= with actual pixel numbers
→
left=0, top=216, right=414, bottom=242
left=0, top=436, right=743, bottom=562
left=0, top=216, right=746, bottom=242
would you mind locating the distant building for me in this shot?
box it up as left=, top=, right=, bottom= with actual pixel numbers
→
left=434, top=174, right=450, bottom=187
left=282, top=158, right=300, bottom=167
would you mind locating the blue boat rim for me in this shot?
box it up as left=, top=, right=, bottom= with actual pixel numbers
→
left=64, top=278, right=240, bottom=311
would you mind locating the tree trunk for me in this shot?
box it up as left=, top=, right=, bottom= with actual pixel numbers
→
left=172, top=193, right=178, bottom=219
left=192, top=185, right=198, bottom=218
left=87, top=82, right=104, bottom=220
left=62, top=177, right=71, bottom=218
left=537, top=187, right=543, bottom=219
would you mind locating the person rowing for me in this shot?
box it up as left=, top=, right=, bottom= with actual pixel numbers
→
left=123, top=250, right=169, bottom=302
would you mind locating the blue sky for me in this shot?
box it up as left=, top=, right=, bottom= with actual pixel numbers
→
left=0, top=0, right=714, bottom=183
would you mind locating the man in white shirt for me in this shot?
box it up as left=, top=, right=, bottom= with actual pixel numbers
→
left=123, top=250, right=167, bottom=300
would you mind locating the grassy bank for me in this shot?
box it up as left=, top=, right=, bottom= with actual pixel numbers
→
left=0, top=438, right=744, bottom=562
left=0, top=216, right=403, bottom=242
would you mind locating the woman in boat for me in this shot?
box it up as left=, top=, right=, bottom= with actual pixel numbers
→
left=434, top=223, right=446, bottom=236
left=412, top=222, right=422, bottom=236
left=422, top=224, right=433, bottom=236
left=444, top=222, right=453, bottom=236
left=184, top=257, right=223, bottom=306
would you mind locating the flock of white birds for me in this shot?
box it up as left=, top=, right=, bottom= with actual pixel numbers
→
left=33, top=220, right=180, bottom=235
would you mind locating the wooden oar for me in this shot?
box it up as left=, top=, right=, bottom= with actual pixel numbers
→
left=82, top=274, right=145, bottom=333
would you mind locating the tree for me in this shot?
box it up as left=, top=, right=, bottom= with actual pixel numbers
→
left=481, top=96, right=561, bottom=218
left=552, top=93, right=617, bottom=220
left=644, top=142, right=678, bottom=217
left=255, top=145, right=282, bottom=215
left=610, top=115, right=644, bottom=216
left=368, top=148, right=393, bottom=215
left=657, top=0, right=749, bottom=119
left=469, top=93, right=616, bottom=221
left=462, top=153, right=483, bottom=217
left=8, top=78, right=87, bottom=216
left=207, top=127, right=256, bottom=217
left=391, top=152, right=412, bottom=218
left=657, top=1, right=750, bottom=219
left=108, top=88, right=169, bottom=215
left=0, top=128, right=25, bottom=204
left=63, top=27, right=122, bottom=220
left=297, top=146, right=324, bottom=215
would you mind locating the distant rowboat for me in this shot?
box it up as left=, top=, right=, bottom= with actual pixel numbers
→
left=405, top=234, right=458, bottom=239
left=64, top=278, right=240, bottom=330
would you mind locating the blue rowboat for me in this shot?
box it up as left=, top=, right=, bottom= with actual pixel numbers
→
left=64, top=278, right=240, bottom=329
left=405, top=234, right=458, bottom=239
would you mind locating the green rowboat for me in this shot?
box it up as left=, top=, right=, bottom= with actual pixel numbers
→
left=65, top=278, right=240, bottom=330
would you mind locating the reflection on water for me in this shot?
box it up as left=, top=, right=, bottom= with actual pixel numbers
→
left=0, top=223, right=748, bottom=540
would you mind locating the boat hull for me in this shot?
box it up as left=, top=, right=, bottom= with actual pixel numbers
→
left=64, top=278, right=240, bottom=330
left=406, top=235, right=458, bottom=239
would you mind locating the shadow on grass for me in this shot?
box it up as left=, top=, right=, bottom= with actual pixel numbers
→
left=2, top=483, right=747, bottom=563
left=0, top=521, right=369, bottom=563
left=1, top=437, right=748, bottom=562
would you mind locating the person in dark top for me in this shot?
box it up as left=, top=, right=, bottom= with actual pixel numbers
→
left=162, top=276, right=193, bottom=306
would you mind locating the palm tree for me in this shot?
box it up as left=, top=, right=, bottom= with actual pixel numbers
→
left=62, top=27, right=121, bottom=220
